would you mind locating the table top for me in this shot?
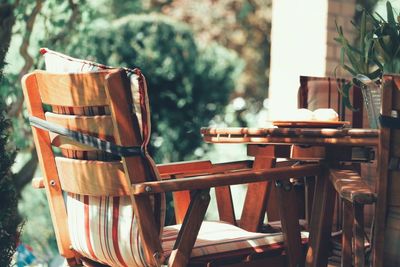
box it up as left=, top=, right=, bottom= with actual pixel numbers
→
left=201, top=127, right=379, bottom=146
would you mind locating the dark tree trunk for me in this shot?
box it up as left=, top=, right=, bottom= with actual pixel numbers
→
left=0, top=3, right=21, bottom=267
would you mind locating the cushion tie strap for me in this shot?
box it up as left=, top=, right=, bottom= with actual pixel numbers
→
left=29, top=116, right=145, bottom=157
left=379, top=115, right=400, bottom=129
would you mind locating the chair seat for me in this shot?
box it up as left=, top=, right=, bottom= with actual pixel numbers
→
left=162, top=221, right=308, bottom=265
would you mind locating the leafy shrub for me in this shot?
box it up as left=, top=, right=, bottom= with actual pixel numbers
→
left=68, top=14, right=243, bottom=162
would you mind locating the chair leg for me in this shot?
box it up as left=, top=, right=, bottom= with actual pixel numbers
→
left=353, top=202, right=365, bottom=267
left=342, top=200, right=354, bottom=267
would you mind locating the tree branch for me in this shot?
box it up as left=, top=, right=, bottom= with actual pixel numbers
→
left=7, top=0, right=44, bottom=118
left=13, top=148, right=38, bottom=195
left=47, top=0, right=81, bottom=46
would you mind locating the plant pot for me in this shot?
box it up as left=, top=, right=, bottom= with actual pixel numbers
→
left=354, top=74, right=381, bottom=129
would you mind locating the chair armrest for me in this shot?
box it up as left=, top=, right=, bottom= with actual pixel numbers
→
left=329, top=168, right=376, bottom=204
left=32, top=177, right=45, bottom=189
left=157, top=160, right=253, bottom=179
left=132, top=164, right=321, bottom=195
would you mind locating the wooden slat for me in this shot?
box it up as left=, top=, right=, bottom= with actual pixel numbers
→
left=215, top=185, right=236, bottom=225
left=106, top=69, right=164, bottom=265
left=172, top=174, right=191, bottom=224
left=276, top=180, right=304, bottom=267
left=341, top=200, right=353, bottom=267
left=203, top=133, right=379, bottom=147
left=157, top=160, right=212, bottom=178
left=55, top=157, right=129, bottom=196
left=291, top=145, right=326, bottom=160
left=306, top=165, right=336, bottom=267
left=34, top=70, right=110, bottom=107
left=21, top=72, right=76, bottom=258
left=169, top=189, right=210, bottom=267
left=329, top=168, right=376, bottom=204
left=132, top=164, right=322, bottom=195
left=46, top=112, right=114, bottom=150
left=240, top=157, right=275, bottom=232
left=373, top=76, right=393, bottom=266
left=353, top=202, right=365, bottom=267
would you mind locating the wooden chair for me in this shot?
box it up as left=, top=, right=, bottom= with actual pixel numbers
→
left=23, top=69, right=321, bottom=266
left=298, top=76, right=377, bottom=267
left=372, top=74, right=400, bottom=267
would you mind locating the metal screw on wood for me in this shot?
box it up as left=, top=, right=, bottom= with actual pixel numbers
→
left=49, top=180, right=56, bottom=187
left=145, top=186, right=152, bottom=192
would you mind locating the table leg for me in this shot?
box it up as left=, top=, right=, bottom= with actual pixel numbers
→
left=276, top=180, right=304, bottom=267
left=306, top=167, right=336, bottom=267
left=240, top=157, right=275, bottom=232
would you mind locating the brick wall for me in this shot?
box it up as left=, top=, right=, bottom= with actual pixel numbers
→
left=325, top=0, right=357, bottom=77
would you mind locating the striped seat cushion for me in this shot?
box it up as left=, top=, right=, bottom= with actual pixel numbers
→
left=162, top=221, right=309, bottom=264
left=66, top=196, right=308, bottom=267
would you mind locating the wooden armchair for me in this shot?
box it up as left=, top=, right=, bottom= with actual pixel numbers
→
left=298, top=76, right=376, bottom=267
left=23, top=69, right=321, bottom=266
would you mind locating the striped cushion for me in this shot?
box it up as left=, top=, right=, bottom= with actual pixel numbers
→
left=67, top=194, right=146, bottom=266
left=162, top=221, right=309, bottom=264
left=66, top=197, right=308, bottom=267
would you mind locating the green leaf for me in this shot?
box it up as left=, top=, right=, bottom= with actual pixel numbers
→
left=387, top=1, right=396, bottom=25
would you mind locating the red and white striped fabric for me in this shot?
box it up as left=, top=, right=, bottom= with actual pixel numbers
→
left=162, top=221, right=308, bottom=264
left=67, top=194, right=146, bottom=266
left=66, top=196, right=308, bottom=267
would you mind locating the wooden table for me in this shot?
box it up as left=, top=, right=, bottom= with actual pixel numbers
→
left=201, top=127, right=378, bottom=267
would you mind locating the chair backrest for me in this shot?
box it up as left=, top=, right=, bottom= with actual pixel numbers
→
left=298, top=76, right=365, bottom=127
left=22, top=69, right=164, bottom=266
left=373, top=74, right=400, bottom=267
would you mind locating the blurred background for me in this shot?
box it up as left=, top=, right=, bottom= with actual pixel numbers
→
left=0, top=0, right=396, bottom=265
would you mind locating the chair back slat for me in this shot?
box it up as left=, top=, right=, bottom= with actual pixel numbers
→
left=46, top=112, right=114, bottom=151
left=55, top=157, right=129, bottom=196
left=35, top=70, right=110, bottom=106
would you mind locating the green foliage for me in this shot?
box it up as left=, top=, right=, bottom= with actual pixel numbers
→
left=67, top=14, right=243, bottom=162
left=0, top=3, right=21, bottom=266
left=335, top=1, right=400, bottom=109
left=0, top=102, right=19, bottom=266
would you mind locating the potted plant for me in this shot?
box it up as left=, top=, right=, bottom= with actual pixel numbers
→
left=335, top=1, right=400, bottom=128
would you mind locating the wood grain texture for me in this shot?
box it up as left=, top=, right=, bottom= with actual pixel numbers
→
left=34, top=70, right=110, bottom=106
left=305, top=165, right=336, bottom=267
left=240, top=157, right=275, bottom=232
left=132, top=164, right=322, bottom=195
left=276, top=180, right=304, bottom=267
left=55, top=157, right=129, bottom=196
left=215, top=185, right=236, bottom=225
left=105, top=69, right=164, bottom=266
left=46, top=112, right=114, bottom=150
left=21, top=72, right=76, bottom=258
left=353, top=202, right=365, bottom=267
left=373, top=76, right=393, bottom=267
left=341, top=200, right=353, bottom=267
left=168, top=189, right=210, bottom=267
left=329, top=168, right=376, bottom=204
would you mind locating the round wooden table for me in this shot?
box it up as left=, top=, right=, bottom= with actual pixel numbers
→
left=201, top=127, right=378, bottom=267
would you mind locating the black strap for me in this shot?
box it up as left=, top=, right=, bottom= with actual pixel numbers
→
left=29, top=116, right=145, bottom=157
left=379, top=115, right=400, bottom=129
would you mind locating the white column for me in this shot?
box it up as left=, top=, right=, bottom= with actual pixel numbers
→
left=268, top=0, right=328, bottom=120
